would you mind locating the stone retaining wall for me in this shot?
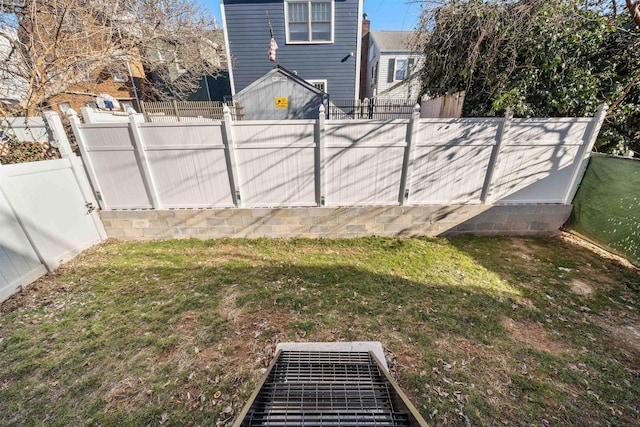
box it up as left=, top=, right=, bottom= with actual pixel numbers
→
left=99, top=204, right=572, bottom=240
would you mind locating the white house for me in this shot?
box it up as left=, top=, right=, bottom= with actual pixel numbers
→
left=0, top=26, right=28, bottom=108
left=366, top=30, right=422, bottom=100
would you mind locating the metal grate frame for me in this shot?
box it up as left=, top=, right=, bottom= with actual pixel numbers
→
left=234, top=350, right=428, bottom=427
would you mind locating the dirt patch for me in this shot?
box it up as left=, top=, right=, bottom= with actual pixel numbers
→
left=104, top=377, right=148, bottom=411
left=501, top=317, right=568, bottom=355
left=569, top=279, right=593, bottom=296
left=172, top=310, right=198, bottom=331
left=508, top=239, right=536, bottom=261
left=217, top=291, right=242, bottom=325
left=594, top=317, right=640, bottom=356
left=561, top=232, right=638, bottom=271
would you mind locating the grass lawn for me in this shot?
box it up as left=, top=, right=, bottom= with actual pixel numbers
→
left=0, top=235, right=638, bottom=426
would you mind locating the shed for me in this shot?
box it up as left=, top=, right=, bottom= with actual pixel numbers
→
left=233, top=66, right=328, bottom=120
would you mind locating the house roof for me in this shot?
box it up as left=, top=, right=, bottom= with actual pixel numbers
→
left=370, top=31, right=418, bottom=53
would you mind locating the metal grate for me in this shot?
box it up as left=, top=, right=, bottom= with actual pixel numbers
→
left=235, top=351, right=428, bottom=427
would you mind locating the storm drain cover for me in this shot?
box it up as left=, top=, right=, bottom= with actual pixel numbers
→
left=234, top=350, right=428, bottom=427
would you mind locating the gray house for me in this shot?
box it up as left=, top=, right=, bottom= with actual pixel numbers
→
left=221, top=0, right=364, bottom=100
left=234, top=65, right=328, bottom=119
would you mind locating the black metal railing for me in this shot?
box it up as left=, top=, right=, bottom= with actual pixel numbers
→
left=327, top=98, right=417, bottom=120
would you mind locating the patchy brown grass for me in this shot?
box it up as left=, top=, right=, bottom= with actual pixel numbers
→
left=0, top=236, right=638, bottom=426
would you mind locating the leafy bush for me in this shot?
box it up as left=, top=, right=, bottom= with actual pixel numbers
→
left=0, top=129, right=59, bottom=164
left=417, top=0, right=640, bottom=154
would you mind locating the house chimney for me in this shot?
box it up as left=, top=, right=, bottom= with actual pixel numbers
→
left=359, top=13, right=371, bottom=100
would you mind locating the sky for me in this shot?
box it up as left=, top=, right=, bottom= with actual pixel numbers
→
left=202, top=0, right=425, bottom=31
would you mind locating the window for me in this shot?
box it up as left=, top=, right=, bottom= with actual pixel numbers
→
left=394, top=59, right=408, bottom=81
left=58, top=102, right=71, bottom=115
left=307, top=79, right=327, bottom=93
left=112, top=72, right=126, bottom=82
left=285, top=0, right=333, bottom=44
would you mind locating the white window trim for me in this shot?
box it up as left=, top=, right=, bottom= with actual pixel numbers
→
left=112, top=72, right=127, bottom=82
left=394, top=58, right=408, bottom=82
left=307, top=79, right=328, bottom=93
left=284, top=0, right=335, bottom=45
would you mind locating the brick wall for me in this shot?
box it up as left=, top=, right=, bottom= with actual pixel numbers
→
left=99, top=204, right=572, bottom=240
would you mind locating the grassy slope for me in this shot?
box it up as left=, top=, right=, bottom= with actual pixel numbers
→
left=0, top=236, right=638, bottom=426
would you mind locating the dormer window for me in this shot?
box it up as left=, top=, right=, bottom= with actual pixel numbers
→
left=285, top=0, right=334, bottom=44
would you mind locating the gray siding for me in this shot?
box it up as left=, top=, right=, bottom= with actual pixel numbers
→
left=223, top=0, right=360, bottom=100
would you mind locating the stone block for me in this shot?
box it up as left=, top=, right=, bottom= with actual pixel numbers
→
left=99, top=211, right=119, bottom=220
left=299, top=216, right=319, bottom=226
left=224, top=216, right=245, bottom=226
left=280, top=216, right=303, bottom=225
left=122, top=228, right=143, bottom=238
left=529, top=221, right=551, bottom=231
left=383, top=223, right=414, bottom=233
left=309, top=208, right=336, bottom=217
left=251, top=208, right=272, bottom=218
left=471, top=222, right=496, bottom=232
left=173, top=210, right=198, bottom=219
left=251, top=225, right=273, bottom=234
left=108, top=219, right=132, bottom=228
left=143, top=228, right=172, bottom=237
left=287, top=208, right=311, bottom=217
left=206, top=218, right=228, bottom=227
left=132, top=219, right=150, bottom=229
left=502, top=221, right=530, bottom=231
left=105, top=228, right=125, bottom=238
left=270, top=209, right=292, bottom=218
left=317, top=215, right=339, bottom=225
left=179, top=227, right=200, bottom=235
left=376, top=215, right=411, bottom=224
left=309, top=225, right=330, bottom=233
left=117, top=210, right=156, bottom=219
left=208, top=226, right=236, bottom=235
left=346, top=225, right=368, bottom=233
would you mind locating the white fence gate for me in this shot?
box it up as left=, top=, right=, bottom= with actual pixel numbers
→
left=68, top=104, right=608, bottom=210
left=0, top=113, right=106, bottom=302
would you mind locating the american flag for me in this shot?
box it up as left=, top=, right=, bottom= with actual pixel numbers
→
left=268, top=37, right=278, bottom=62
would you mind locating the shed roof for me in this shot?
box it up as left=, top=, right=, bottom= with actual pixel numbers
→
left=235, top=65, right=328, bottom=98
left=370, top=31, right=418, bottom=53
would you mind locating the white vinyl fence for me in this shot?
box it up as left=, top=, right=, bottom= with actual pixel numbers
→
left=0, top=113, right=106, bottom=302
left=68, top=104, right=608, bottom=210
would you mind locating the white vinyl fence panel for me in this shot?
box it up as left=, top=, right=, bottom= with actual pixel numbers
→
left=78, top=123, right=152, bottom=209
left=0, top=187, right=46, bottom=302
left=410, top=119, right=500, bottom=204
left=2, top=160, right=103, bottom=268
left=232, top=121, right=317, bottom=207
left=139, top=123, right=234, bottom=208
left=0, top=111, right=106, bottom=302
left=489, top=119, right=591, bottom=203
left=1, top=117, right=50, bottom=142
left=69, top=106, right=608, bottom=210
left=325, top=121, right=407, bottom=205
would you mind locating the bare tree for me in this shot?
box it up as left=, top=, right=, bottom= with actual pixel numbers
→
left=0, top=0, right=223, bottom=116
left=627, top=0, right=640, bottom=26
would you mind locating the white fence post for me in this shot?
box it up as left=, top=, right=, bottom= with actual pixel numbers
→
left=399, top=104, right=421, bottom=205
left=362, top=98, right=370, bottom=120
left=222, top=105, right=243, bottom=207
left=563, top=103, right=609, bottom=204
left=127, top=107, right=161, bottom=209
left=481, top=108, right=513, bottom=204
left=67, top=109, right=108, bottom=210
left=315, top=104, right=326, bottom=206
left=43, top=111, right=106, bottom=239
